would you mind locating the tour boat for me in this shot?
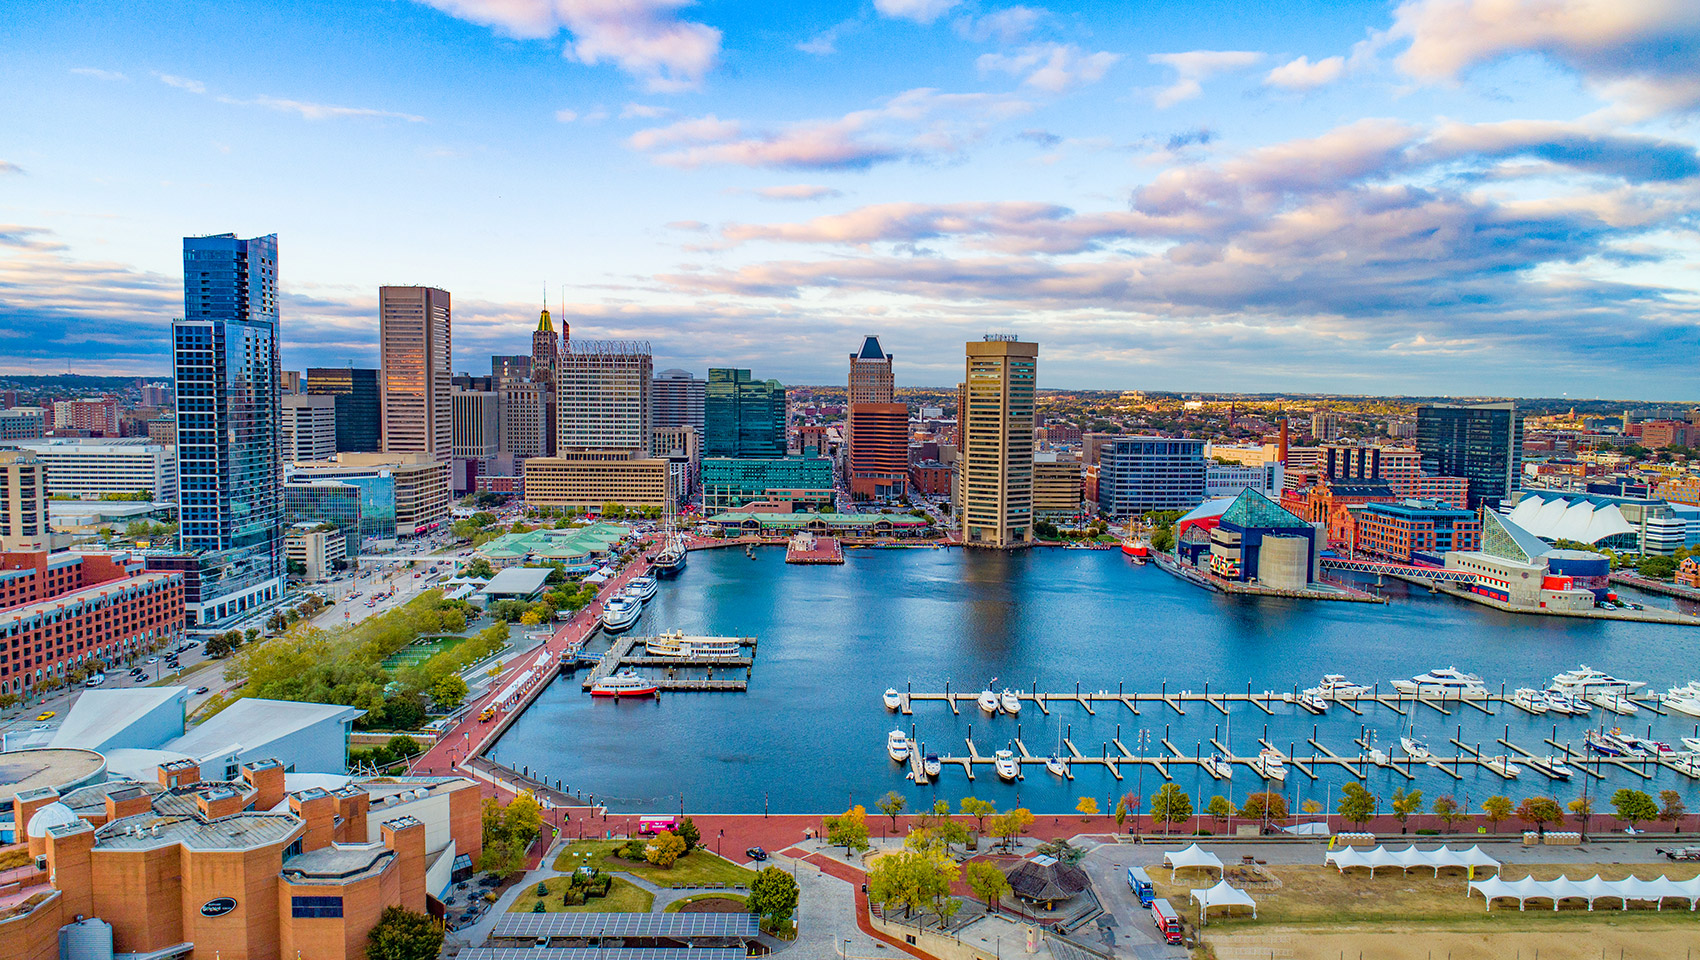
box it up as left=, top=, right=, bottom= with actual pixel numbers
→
left=1391, top=667, right=1488, bottom=699
left=1484, top=755, right=1522, bottom=779
left=1545, top=692, right=1590, bottom=716
left=1250, top=747, right=1287, bottom=783
left=1202, top=754, right=1233, bottom=779
left=1045, top=755, right=1068, bottom=778
left=600, top=598, right=641, bottom=633
left=1584, top=729, right=1631, bottom=756
left=1510, top=688, right=1550, bottom=714
left=888, top=729, right=912, bottom=763
left=1587, top=692, right=1639, bottom=715
left=589, top=671, right=659, bottom=698
left=1400, top=736, right=1432, bottom=761
left=1000, top=689, right=1022, bottom=715
left=644, top=631, right=742, bottom=658
left=1548, top=666, right=1646, bottom=698
left=1682, top=737, right=1700, bottom=753
left=1525, top=756, right=1574, bottom=781
left=623, top=576, right=659, bottom=602
left=923, top=754, right=942, bottom=778
left=994, top=749, right=1020, bottom=781
left=977, top=689, right=1000, bottom=714
left=883, top=688, right=902, bottom=711
left=1306, top=674, right=1372, bottom=700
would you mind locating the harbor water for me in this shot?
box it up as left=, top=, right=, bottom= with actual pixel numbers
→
left=487, top=547, right=1700, bottom=813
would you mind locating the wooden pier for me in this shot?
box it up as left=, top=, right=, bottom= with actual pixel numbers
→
left=581, top=634, right=756, bottom=692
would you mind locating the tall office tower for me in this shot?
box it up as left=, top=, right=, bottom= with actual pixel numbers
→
left=498, top=380, right=546, bottom=461
left=556, top=340, right=652, bottom=453
left=379, top=285, right=452, bottom=460
left=1416, top=401, right=1523, bottom=509
left=847, top=336, right=903, bottom=500
left=281, top=394, right=337, bottom=462
left=652, top=368, right=706, bottom=432
left=532, top=303, right=562, bottom=386
left=1097, top=438, right=1207, bottom=516
left=957, top=337, right=1037, bottom=548
left=704, top=368, right=786, bottom=458
left=280, top=371, right=303, bottom=395
left=492, top=355, right=533, bottom=384
left=451, top=390, right=500, bottom=464
left=306, top=367, right=381, bottom=452
left=0, top=450, right=49, bottom=551
left=848, top=336, right=894, bottom=404
left=170, top=232, right=283, bottom=626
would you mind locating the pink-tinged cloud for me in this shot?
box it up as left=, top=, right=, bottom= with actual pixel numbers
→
left=874, top=0, right=961, bottom=25
left=1265, top=54, right=1346, bottom=90
left=978, top=44, right=1121, bottom=93
left=755, top=184, right=845, bottom=201
left=1148, top=50, right=1264, bottom=107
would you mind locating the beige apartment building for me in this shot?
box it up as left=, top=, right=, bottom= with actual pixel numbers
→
left=957, top=338, right=1037, bottom=548
left=0, top=450, right=49, bottom=551
left=523, top=450, right=668, bottom=509
left=378, top=285, right=452, bottom=460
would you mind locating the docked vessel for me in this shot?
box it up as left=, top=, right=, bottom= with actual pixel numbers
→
left=1618, top=731, right=1673, bottom=755
left=1585, top=729, right=1631, bottom=756
left=923, top=754, right=942, bottom=778
left=1548, top=665, right=1645, bottom=698
left=887, top=729, right=912, bottom=763
left=1307, top=674, right=1373, bottom=700
left=1545, top=692, right=1591, bottom=716
left=994, top=749, right=1020, bottom=781
left=1296, top=692, right=1328, bottom=713
left=1400, top=735, right=1432, bottom=761
left=977, top=689, right=1000, bottom=714
left=883, top=688, right=902, bottom=711
left=1665, top=682, right=1700, bottom=718
left=1121, top=539, right=1151, bottom=562
left=652, top=537, right=687, bottom=576
left=623, top=576, right=659, bottom=602
left=600, top=597, right=641, bottom=633
left=1682, top=737, right=1700, bottom=753
left=1045, top=755, right=1068, bottom=777
left=1510, top=688, right=1550, bottom=714
left=1587, top=692, right=1639, bottom=715
left=1251, top=747, right=1287, bottom=783
left=644, top=631, right=742, bottom=658
left=1202, top=754, right=1233, bottom=779
left=1000, top=689, right=1022, bottom=715
left=1525, top=756, right=1574, bottom=780
left=1484, top=755, right=1522, bottom=779
left=590, top=671, right=659, bottom=698
left=1391, top=667, right=1488, bottom=699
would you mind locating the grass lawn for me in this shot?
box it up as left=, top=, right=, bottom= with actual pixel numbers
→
left=551, top=840, right=758, bottom=888
left=506, top=876, right=654, bottom=913
left=664, top=893, right=748, bottom=913
left=379, top=634, right=469, bottom=670
left=1155, top=862, right=1700, bottom=933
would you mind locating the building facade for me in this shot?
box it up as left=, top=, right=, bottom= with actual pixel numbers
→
left=700, top=457, right=834, bottom=513
left=531, top=304, right=561, bottom=388
left=1204, top=461, right=1283, bottom=498
left=491, top=354, right=532, bottom=384
left=958, top=338, right=1037, bottom=548
left=1032, top=454, right=1082, bottom=518
left=522, top=451, right=669, bottom=509
left=281, top=395, right=337, bottom=463
left=557, top=340, right=652, bottom=454
left=1416, top=402, right=1523, bottom=508
left=0, top=550, right=183, bottom=695
left=705, top=368, right=786, bottom=459
left=0, top=408, right=46, bottom=441
left=497, top=380, right=547, bottom=461
left=0, top=452, right=49, bottom=552
left=1354, top=500, right=1481, bottom=562
left=450, top=390, right=500, bottom=466
left=378, top=286, right=453, bottom=460
left=7, top=440, right=177, bottom=504
left=652, top=368, right=706, bottom=433
left=847, top=402, right=908, bottom=502
left=285, top=523, right=345, bottom=581
left=287, top=454, right=448, bottom=538
left=1097, top=437, right=1206, bottom=517
left=305, top=367, right=381, bottom=453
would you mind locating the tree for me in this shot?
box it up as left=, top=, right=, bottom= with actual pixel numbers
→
left=959, top=797, right=997, bottom=834
left=877, top=791, right=908, bottom=831
left=430, top=673, right=468, bottom=710
left=464, top=557, right=495, bottom=579
left=987, top=808, right=1034, bottom=852
left=478, top=793, right=543, bottom=875
left=1610, top=788, right=1659, bottom=830
left=1075, top=796, right=1100, bottom=822
left=1149, top=784, right=1192, bottom=835
left=1660, top=790, right=1687, bottom=831
left=1432, top=795, right=1467, bottom=833
left=1239, top=791, right=1288, bottom=823
left=1481, top=795, right=1513, bottom=833
left=1516, top=796, right=1563, bottom=835
left=1206, top=795, right=1233, bottom=828
left=964, top=861, right=1012, bottom=913
left=1567, top=796, right=1593, bottom=836
left=676, top=816, right=701, bottom=853
left=1113, top=794, right=1128, bottom=828
left=867, top=849, right=956, bottom=923
left=645, top=830, right=687, bottom=868
left=1391, top=787, right=1424, bottom=830
left=386, top=735, right=421, bottom=759
left=1150, top=526, right=1175, bottom=552
left=519, top=609, right=543, bottom=627
left=1337, top=783, right=1378, bottom=828
left=825, top=806, right=870, bottom=854
left=365, top=906, right=443, bottom=960
left=748, top=866, right=799, bottom=928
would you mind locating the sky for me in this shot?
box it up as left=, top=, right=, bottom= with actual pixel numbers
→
left=1, top=0, right=1698, bottom=398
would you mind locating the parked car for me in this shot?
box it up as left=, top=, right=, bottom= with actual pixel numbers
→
left=745, top=846, right=768, bottom=862
left=145, top=657, right=159, bottom=664
left=84, top=674, right=106, bottom=687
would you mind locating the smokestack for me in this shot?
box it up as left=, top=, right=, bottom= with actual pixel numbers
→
left=1279, top=420, right=1289, bottom=466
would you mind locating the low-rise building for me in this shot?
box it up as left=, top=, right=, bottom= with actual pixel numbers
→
left=1201, top=489, right=1320, bottom=589
left=1354, top=499, right=1481, bottom=563
left=1032, top=454, right=1081, bottom=518
left=523, top=450, right=669, bottom=509
left=909, top=461, right=952, bottom=498
left=1442, top=511, right=1596, bottom=612
left=476, top=522, right=631, bottom=572
left=285, top=523, right=345, bottom=581
left=8, top=438, right=178, bottom=502
left=287, top=454, right=450, bottom=538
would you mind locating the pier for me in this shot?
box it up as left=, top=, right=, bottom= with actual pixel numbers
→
left=581, top=634, right=756, bottom=692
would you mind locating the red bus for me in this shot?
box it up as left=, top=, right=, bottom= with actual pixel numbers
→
left=636, top=815, right=679, bottom=835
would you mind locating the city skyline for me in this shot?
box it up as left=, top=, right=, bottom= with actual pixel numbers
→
left=2, top=0, right=1698, bottom=397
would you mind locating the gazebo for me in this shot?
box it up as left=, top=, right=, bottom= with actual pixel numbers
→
left=1163, top=843, right=1224, bottom=881
left=1191, top=880, right=1257, bottom=924
left=1002, top=855, right=1091, bottom=911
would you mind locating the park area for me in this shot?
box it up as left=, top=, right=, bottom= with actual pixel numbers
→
left=378, top=634, right=473, bottom=671
left=505, top=876, right=653, bottom=914
left=551, top=840, right=758, bottom=889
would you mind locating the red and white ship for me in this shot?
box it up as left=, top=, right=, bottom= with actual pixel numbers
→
left=589, top=671, right=660, bottom=698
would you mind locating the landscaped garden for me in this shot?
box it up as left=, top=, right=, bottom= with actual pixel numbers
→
left=550, top=839, right=758, bottom=889
left=506, top=875, right=654, bottom=913
left=665, top=893, right=748, bottom=913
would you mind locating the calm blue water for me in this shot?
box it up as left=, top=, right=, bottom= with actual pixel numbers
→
left=488, top=548, right=1700, bottom=813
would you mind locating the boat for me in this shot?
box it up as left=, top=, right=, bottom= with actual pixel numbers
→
left=599, top=597, right=641, bottom=633
left=1665, top=683, right=1700, bottom=718
left=888, top=729, right=912, bottom=763
left=1202, top=754, right=1233, bottom=779
left=1250, top=747, right=1287, bottom=783
left=589, top=671, right=659, bottom=698
left=1525, top=756, right=1574, bottom=780
left=1307, top=674, right=1373, bottom=700
left=652, top=537, right=687, bottom=576
left=994, top=749, right=1019, bottom=781
left=977, top=689, right=1000, bottom=714
left=1400, top=736, right=1432, bottom=761
left=1121, top=538, right=1151, bottom=559
left=1510, top=688, right=1550, bottom=714
left=1548, top=666, right=1646, bottom=698
left=1587, top=692, right=1639, bottom=715
left=1684, top=737, right=1700, bottom=753
left=1000, top=689, right=1022, bottom=715
left=1296, top=692, right=1328, bottom=713
left=923, top=754, right=942, bottom=778
left=1618, top=731, right=1673, bottom=755
left=1544, top=692, right=1590, bottom=716
left=1367, top=747, right=1391, bottom=767
left=1584, top=729, right=1631, bottom=756
left=1391, top=667, right=1488, bottom=699
left=1045, top=755, right=1068, bottom=777
left=1484, top=755, right=1523, bottom=778
left=644, top=631, right=742, bottom=658
left=883, top=688, right=902, bottom=711
left=623, top=575, right=659, bottom=601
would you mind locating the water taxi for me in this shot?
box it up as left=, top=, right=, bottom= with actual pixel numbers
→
left=1483, top=755, right=1522, bottom=779
left=590, top=671, right=659, bottom=698
left=623, top=576, right=659, bottom=602
left=643, top=631, right=742, bottom=658
left=994, top=749, right=1020, bottom=781
left=1391, top=667, right=1488, bottom=699
left=1510, top=688, right=1550, bottom=714
left=977, top=689, right=1000, bottom=714
left=923, top=754, right=942, bottom=778
left=1548, top=665, right=1646, bottom=698
left=887, top=729, right=912, bottom=763
left=1000, top=689, right=1022, bottom=715
left=1250, top=747, right=1287, bottom=783
left=600, top=597, right=641, bottom=633
left=883, top=688, right=902, bottom=711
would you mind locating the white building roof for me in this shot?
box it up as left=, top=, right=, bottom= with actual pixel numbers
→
left=166, top=698, right=365, bottom=760
left=479, top=567, right=550, bottom=598
left=1507, top=495, right=1637, bottom=545
left=51, top=687, right=189, bottom=751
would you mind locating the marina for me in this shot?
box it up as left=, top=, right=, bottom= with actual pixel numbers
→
left=576, top=632, right=756, bottom=692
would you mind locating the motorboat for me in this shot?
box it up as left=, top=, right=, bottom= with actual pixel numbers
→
left=1585, top=729, right=1631, bottom=756
left=623, top=576, right=659, bottom=601
left=1665, top=684, right=1700, bottom=718
left=1400, top=736, right=1432, bottom=761
left=1367, top=747, right=1391, bottom=767
left=1307, top=674, right=1373, bottom=700
left=923, top=754, right=942, bottom=778
left=1251, top=747, right=1287, bottom=783
left=1000, top=689, right=1022, bottom=715
left=1483, top=755, right=1523, bottom=779
left=1587, top=692, right=1639, bottom=716
left=977, top=689, right=1000, bottom=714
left=1392, top=667, right=1488, bottom=699
left=1525, top=756, right=1574, bottom=780
left=883, top=688, right=902, bottom=711
left=1683, top=737, right=1700, bottom=753
left=589, top=671, right=659, bottom=698
left=1548, top=666, right=1646, bottom=698
left=1618, top=731, right=1673, bottom=755
left=644, top=632, right=742, bottom=658
left=599, top=598, right=641, bottom=633
left=1045, top=755, right=1068, bottom=777
left=994, top=750, right=1020, bottom=781
left=888, top=729, right=912, bottom=763
left=1202, top=754, right=1233, bottom=779
left=1296, top=692, right=1328, bottom=713
left=1510, top=688, right=1550, bottom=714
left=1545, top=692, right=1591, bottom=716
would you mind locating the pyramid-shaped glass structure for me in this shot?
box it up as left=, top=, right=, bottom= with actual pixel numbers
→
left=1479, top=509, right=1550, bottom=563
left=1220, top=488, right=1308, bottom=529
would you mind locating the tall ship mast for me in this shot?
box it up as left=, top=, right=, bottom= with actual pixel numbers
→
left=652, top=479, right=687, bottom=576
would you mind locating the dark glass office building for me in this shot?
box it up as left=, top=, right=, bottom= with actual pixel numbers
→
left=704, top=368, right=786, bottom=459
left=306, top=367, right=381, bottom=452
left=1416, top=402, right=1522, bottom=509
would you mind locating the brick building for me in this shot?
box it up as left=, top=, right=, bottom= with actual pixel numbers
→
left=1354, top=499, right=1482, bottom=563
left=0, top=550, right=183, bottom=695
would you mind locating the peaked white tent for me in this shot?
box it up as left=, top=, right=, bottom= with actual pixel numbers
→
left=1470, top=874, right=1700, bottom=912
left=1164, top=843, right=1224, bottom=880
left=1326, top=844, right=1500, bottom=878
left=1191, top=880, right=1256, bottom=922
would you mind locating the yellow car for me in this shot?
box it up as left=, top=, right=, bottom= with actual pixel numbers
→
left=35, top=711, right=55, bottom=721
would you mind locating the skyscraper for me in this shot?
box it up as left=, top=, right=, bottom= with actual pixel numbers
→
left=1416, top=402, right=1523, bottom=509
left=848, top=335, right=894, bottom=405
left=847, top=336, right=906, bottom=501
left=379, top=286, right=452, bottom=460
left=652, top=368, right=706, bottom=433
left=958, top=337, right=1037, bottom=548
left=306, top=367, right=381, bottom=452
left=532, top=302, right=562, bottom=387
left=492, top=355, right=532, bottom=384
left=704, top=368, right=786, bottom=459
left=169, top=232, right=284, bottom=626
left=556, top=340, right=652, bottom=452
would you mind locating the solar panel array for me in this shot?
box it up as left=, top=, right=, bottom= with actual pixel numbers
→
left=492, top=912, right=761, bottom=939
left=458, top=950, right=747, bottom=960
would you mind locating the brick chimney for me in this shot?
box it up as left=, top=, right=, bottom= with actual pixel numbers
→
left=102, top=787, right=154, bottom=825
left=44, top=819, right=95, bottom=920
left=241, top=759, right=286, bottom=812
left=333, top=786, right=370, bottom=843
left=14, top=787, right=60, bottom=859
left=158, top=758, right=200, bottom=789
left=381, top=816, right=428, bottom=912
left=288, top=789, right=337, bottom=852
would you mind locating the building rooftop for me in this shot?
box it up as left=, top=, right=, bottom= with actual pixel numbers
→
left=166, top=698, right=365, bottom=760
left=477, top=523, right=632, bottom=561
left=282, top=842, right=395, bottom=883
left=50, top=687, right=189, bottom=753
left=95, top=811, right=301, bottom=852
left=705, top=511, right=928, bottom=528
left=478, top=567, right=553, bottom=598
left=0, top=749, right=107, bottom=804
left=1219, top=488, right=1309, bottom=530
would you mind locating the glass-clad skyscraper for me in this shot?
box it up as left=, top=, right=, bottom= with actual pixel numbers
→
left=306, top=367, right=381, bottom=452
left=1416, top=402, right=1523, bottom=509
left=704, top=368, right=786, bottom=458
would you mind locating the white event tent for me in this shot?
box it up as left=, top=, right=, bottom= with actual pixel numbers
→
left=1163, top=843, right=1224, bottom=880
left=1324, top=844, right=1501, bottom=877
left=1469, top=874, right=1700, bottom=912
left=1191, top=880, right=1257, bottom=922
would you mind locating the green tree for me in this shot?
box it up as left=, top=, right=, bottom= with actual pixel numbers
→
left=1637, top=555, right=1678, bottom=579
left=987, top=808, right=1034, bottom=852
left=1337, top=783, right=1378, bottom=827
left=1239, top=791, right=1288, bottom=823
left=676, top=815, right=701, bottom=853
left=429, top=673, right=468, bottom=710
left=867, top=849, right=957, bottom=923
left=386, top=735, right=421, bottom=759
left=748, top=866, right=800, bottom=928
left=463, top=557, right=495, bottom=579
left=1610, top=788, right=1659, bottom=829
left=1516, top=796, right=1563, bottom=835
left=1432, top=795, right=1467, bottom=833
left=1206, top=795, right=1233, bottom=828
left=364, top=906, right=443, bottom=960
left=964, top=860, right=1012, bottom=913
left=959, top=797, right=997, bottom=834
left=1150, top=526, right=1175, bottom=552
left=824, top=805, right=870, bottom=854
left=477, top=793, right=543, bottom=874
left=645, top=830, right=686, bottom=868
left=1391, top=787, right=1424, bottom=829
left=1075, top=796, right=1100, bottom=821
left=1482, top=795, right=1513, bottom=832
left=1660, top=790, right=1687, bottom=830
left=876, top=790, right=908, bottom=831
left=1149, top=784, right=1193, bottom=835
left=1113, top=794, right=1128, bottom=828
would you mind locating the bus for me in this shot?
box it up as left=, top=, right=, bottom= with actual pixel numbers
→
left=636, top=815, right=679, bottom=836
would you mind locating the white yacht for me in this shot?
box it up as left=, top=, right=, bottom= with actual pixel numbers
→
left=1587, top=692, right=1639, bottom=715
left=589, top=671, right=659, bottom=698
left=1391, top=667, right=1488, bottom=699
left=1665, top=683, right=1700, bottom=718
left=1251, top=747, right=1287, bottom=783
left=1682, top=737, right=1700, bottom=753
left=1510, top=688, right=1550, bottom=714
left=1400, top=735, right=1432, bottom=761
left=644, top=632, right=742, bottom=658
left=600, top=597, right=641, bottom=633
left=994, top=749, right=1020, bottom=781
left=1548, top=666, right=1646, bottom=698
left=1525, top=756, right=1574, bottom=781
left=1201, top=754, right=1233, bottom=779
left=923, top=754, right=942, bottom=778
left=623, top=576, right=659, bottom=602
left=1296, top=692, right=1328, bottom=713
left=1484, top=755, right=1523, bottom=779
left=1045, top=755, right=1068, bottom=777
left=1000, top=689, right=1022, bottom=715
left=1307, top=674, right=1373, bottom=700
left=888, top=729, right=912, bottom=763
left=1545, top=692, right=1591, bottom=716
left=883, top=688, right=902, bottom=711
left=977, top=689, right=1000, bottom=714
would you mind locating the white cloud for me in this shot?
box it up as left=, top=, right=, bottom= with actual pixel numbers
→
left=1264, top=54, right=1346, bottom=90
left=1148, top=50, right=1264, bottom=107
left=978, top=43, right=1120, bottom=93
left=70, top=67, right=128, bottom=82
left=556, top=109, right=579, bottom=123
left=797, top=22, right=848, bottom=56
left=874, top=0, right=962, bottom=25
left=955, top=6, right=1045, bottom=43
left=628, top=114, right=743, bottom=151
left=413, top=0, right=722, bottom=93
left=755, top=184, right=845, bottom=201
left=0, top=162, right=22, bottom=175
left=621, top=102, right=671, bottom=119
left=223, top=96, right=426, bottom=123
left=156, top=73, right=207, bottom=94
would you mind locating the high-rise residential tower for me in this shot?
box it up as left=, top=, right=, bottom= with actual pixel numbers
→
left=1416, top=401, right=1523, bottom=509
left=379, top=285, right=452, bottom=460
left=704, top=368, right=786, bottom=459
left=957, top=337, right=1037, bottom=548
left=306, top=367, right=381, bottom=452
left=556, top=340, right=652, bottom=452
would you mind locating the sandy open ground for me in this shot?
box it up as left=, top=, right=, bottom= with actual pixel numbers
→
left=1207, top=926, right=1700, bottom=960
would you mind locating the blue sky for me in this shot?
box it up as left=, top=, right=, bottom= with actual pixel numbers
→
left=1, top=0, right=1697, bottom=397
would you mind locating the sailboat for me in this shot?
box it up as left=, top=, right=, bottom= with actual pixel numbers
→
left=1045, top=709, right=1068, bottom=777
left=652, top=492, right=687, bottom=576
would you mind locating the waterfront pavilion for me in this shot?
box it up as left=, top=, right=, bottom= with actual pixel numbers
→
left=703, top=511, right=930, bottom=537
left=1001, top=854, right=1091, bottom=911
left=476, top=522, right=632, bottom=571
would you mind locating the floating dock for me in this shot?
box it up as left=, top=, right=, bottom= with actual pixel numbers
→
left=786, top=533, right=844, bottom=564
left=581, top=634, right=755, bottom=692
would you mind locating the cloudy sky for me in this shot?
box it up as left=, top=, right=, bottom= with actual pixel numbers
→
left=2, top=0, right=1697, bottom=397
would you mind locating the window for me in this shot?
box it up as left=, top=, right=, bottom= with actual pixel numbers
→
left=291, top=896, right=342, bottom=918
